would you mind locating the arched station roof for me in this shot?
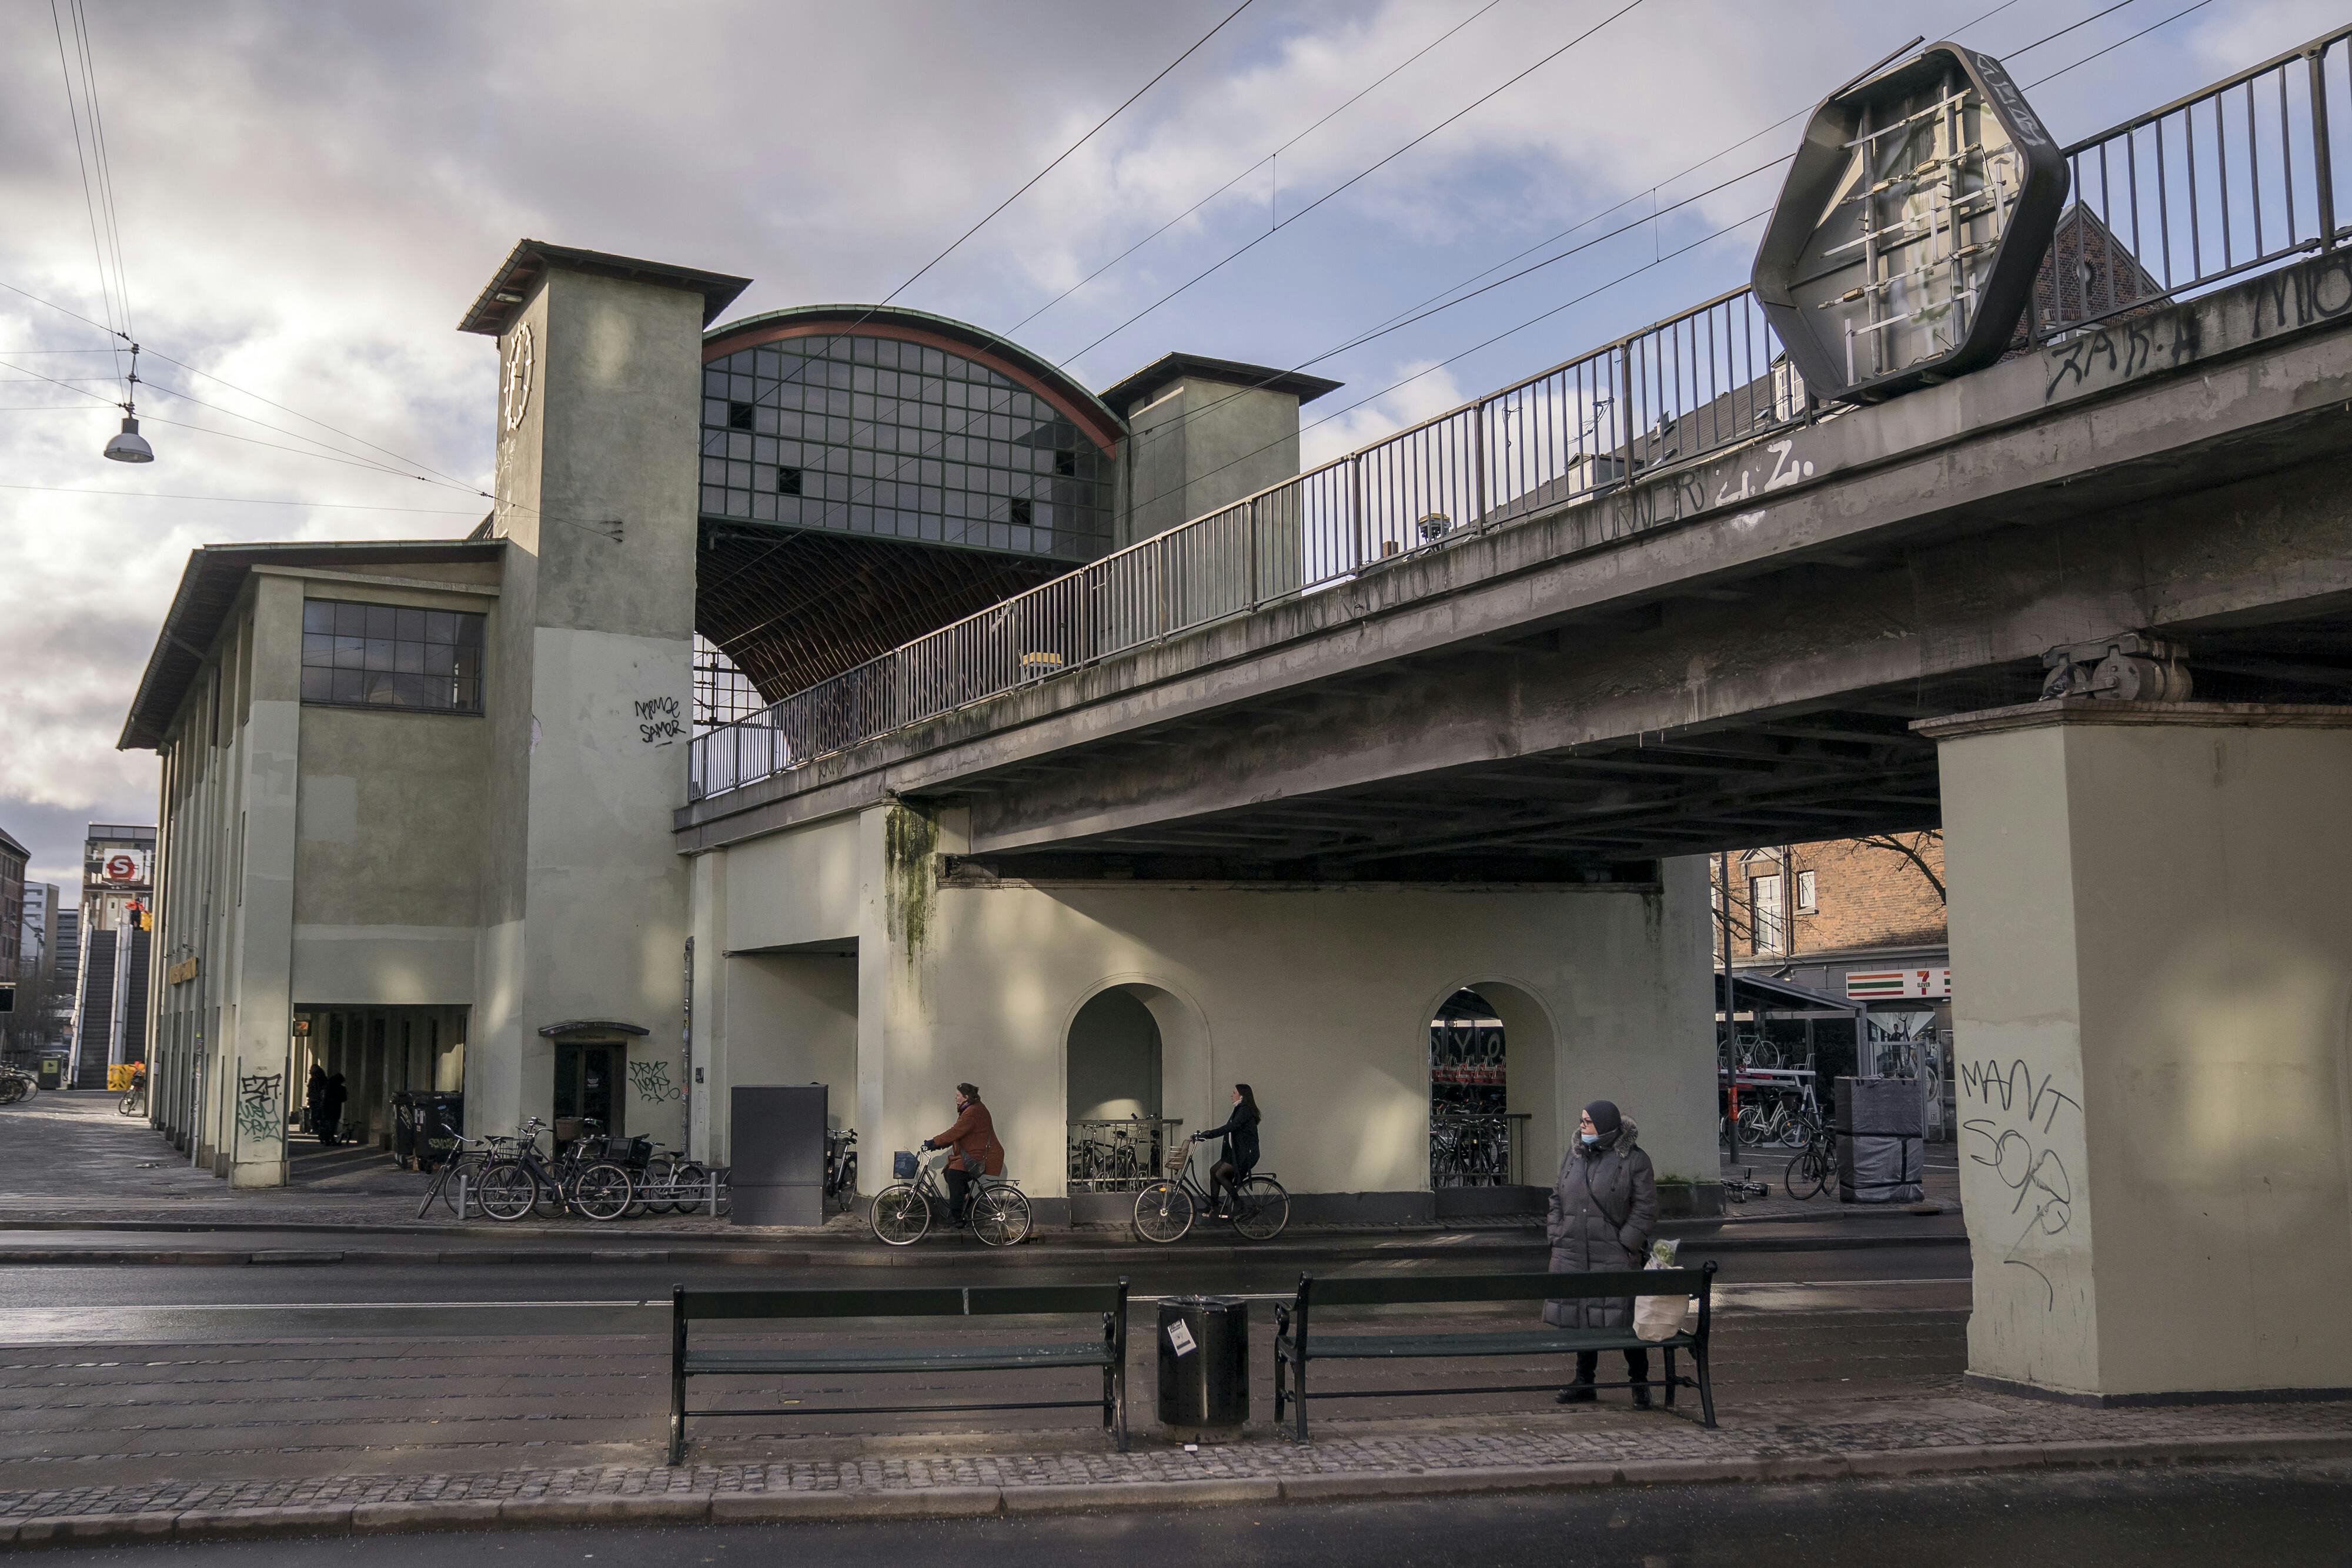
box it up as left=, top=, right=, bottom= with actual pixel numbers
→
left=703, top=303, right=1125, bottom=453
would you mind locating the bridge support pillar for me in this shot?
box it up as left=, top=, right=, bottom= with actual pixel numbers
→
left=1921, top=700, right=2352, bottom=1403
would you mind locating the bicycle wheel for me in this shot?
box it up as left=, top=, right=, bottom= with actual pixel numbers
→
left=570, top=1162, right=634, bottom=1222
left=970, top=1185, right=1032, bottom=1247
left=1783, top=1146, right=1828, bottom=1201
left=834, top=1151, right=857, bottom=1212
left=870, top=1182, right=931, bottom=1246
left=1230, top=1176, right=1290, bottom=1242
left=1734, top=1105, right=1769, bottom=1148
left=1132, top=1181, right=1194, bottom=1243
left=475, top=1162, right=540, bottom=1222
left=1778, top=1113, right=1813, bottom=1150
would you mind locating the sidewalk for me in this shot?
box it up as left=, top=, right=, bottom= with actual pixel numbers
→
left=0, top=1093, right=1963, bottom=1252
left=4, top=1385, right=2346, bottom=1543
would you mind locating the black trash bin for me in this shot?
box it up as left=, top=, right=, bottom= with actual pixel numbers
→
left=414, top=1092, right=465, bottom=1173
left=390, top=1091, right=419, bottom=1166
left=1157, top=1295, right=1249, bottom=1441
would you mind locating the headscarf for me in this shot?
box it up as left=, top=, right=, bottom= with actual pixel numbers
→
left=1583, top=1099, right=1622, bottom=1136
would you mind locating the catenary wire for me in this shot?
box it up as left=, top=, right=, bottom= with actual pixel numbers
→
left=48, top=0, right=123, bottom=398
left=1055, top=0, right=1652, bottom=367
left=2024, top=0, right=2216, bottom=88
left=700, top=0, right=2034, bottom=630
left=0, top=482, right=481, bottom=514
left=995, top=0, right=1514, bottom=347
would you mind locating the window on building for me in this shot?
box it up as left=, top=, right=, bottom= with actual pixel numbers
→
left=300, top=600, right=485, bottom=714
left=1750, top=874, right=1785, bottom=954
left=1796, top=870, right=1818, bottom=912
left=776, top=465, right=802, bottom=495
left=698, top=333, right=1115, bottom=560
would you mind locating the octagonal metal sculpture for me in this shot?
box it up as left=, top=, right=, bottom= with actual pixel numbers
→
left=1752, top=42, right=2069, bottom=404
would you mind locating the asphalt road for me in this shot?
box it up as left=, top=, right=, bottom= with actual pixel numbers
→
left=21, top=1463, right=2352, bottom=1566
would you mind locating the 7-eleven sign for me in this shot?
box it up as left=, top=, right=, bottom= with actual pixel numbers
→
left=1846, top=968, right=1951, bottom=1000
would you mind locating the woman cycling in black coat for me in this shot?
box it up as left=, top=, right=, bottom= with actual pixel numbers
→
left=1191, top=1084, right=1261, bottom=1216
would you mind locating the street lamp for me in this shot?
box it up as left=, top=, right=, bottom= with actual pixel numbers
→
left=102, top=343, right=153, bottom=463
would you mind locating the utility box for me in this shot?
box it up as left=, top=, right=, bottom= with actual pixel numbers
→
left=1836, top=1075, right=1924, bottom=1203
left=730, top=1084, right=828, bottom=1227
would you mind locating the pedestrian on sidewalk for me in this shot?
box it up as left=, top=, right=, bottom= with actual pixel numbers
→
left=920, top=1082, right=1002, bottom=1226
left=1546, top=1098, right=1659, bottom=1408
left=318, top=1072, right=349, bottom=1148
left=303, top=1065, right=326, bottom=1136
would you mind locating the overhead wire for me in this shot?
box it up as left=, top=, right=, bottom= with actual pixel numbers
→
left=0, top=482, right=481, bottom=514
left=2024, top=0, right=2216, bottom=88
left=1048, top=0, right=2194, bottom=540
left=700, top=0, right=2040, bottom=635
left=699, top=1, right=1267, bottom=646
left=47, top=0, right=125, bottom=399
left=993, top=0, right=1513, bottom=348
left=1055, top=0, right=1653, bottom=367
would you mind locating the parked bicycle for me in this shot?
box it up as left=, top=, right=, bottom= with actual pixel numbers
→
left=870, top=1145, right=1031, bottom=1247
left=1429, top=1111, right=1511, bottom=1188
left=472, top=1116, right=637, bottom=1222
left=416, top=1129, right=520, bottom=1219
left=824, top=1128, right=857, bottom=1214
left=1735, top=1092, right=1820, bottom=1150
left=0, top=1065, right=34, bottom=1105
left=1783, top=1121, right=1838, bottom=1201
left=1132, top=1138, right=1289, bottom=1243
left=116, top=1066, right=147, bottom=1117
left=631, top=1142, right=712, bottom=1215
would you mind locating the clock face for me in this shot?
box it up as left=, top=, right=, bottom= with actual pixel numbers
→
left=502, top=325, right=534, bottom=433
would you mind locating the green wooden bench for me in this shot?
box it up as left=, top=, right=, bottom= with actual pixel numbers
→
left=1273, top=1263, right=1716, bottom=1440
left=668, top=1280, right=1129, bottom=1463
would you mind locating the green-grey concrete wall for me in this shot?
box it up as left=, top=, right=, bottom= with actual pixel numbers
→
left=473, top=264, right=703, bottom=1147
left=1933, top=702, right=2352, bottom=1399
left=1122, top=376, right=1309, bottom=546
left=694, top=809, right=1718, bottom=1212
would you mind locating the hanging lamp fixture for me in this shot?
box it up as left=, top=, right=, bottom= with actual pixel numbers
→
left=102, top=342, right=153, bottom=463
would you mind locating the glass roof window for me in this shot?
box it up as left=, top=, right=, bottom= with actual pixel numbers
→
left=699, top=332, right=1113, bottom=561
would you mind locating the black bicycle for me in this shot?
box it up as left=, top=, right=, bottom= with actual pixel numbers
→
left=1783, top=1121, right=1838, bottom=1201
left=824, top=1128, right=858, bottom=1214
left=1132, top=1137, right=1289, bottom=1243
left=473, top=1116, right=636, bottom=1222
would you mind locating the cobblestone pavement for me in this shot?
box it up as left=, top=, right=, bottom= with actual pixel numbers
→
left=1, top=1389, right=2346, bottom=1523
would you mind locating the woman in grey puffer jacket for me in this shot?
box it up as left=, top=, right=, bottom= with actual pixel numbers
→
left=1545, top=1099, right=1659, bottom=1406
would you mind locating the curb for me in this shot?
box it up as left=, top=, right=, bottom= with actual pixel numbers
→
left=6, top=1432, right=2349, bottom=1547
left=0, top=1230, right=1964, bottom=1270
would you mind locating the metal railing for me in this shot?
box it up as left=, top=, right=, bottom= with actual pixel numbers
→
left=1429, top=1111, right=1531, bottom=1189
left=1067, top=1116, right=1183, bottom=1194
left=2041, top=26, right=2352, bottom=338
left=689, top=30, right=2352, bottom=804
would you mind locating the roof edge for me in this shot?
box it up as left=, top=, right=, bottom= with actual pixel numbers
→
left=1099, top=351, right=1343, bottom=415
left=703, top=303, right=1127, bottom=452
left=460, top=239, right=753, bottom=336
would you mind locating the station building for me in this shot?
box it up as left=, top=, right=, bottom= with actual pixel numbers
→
left=124, top=240, right=1716, bottom=1211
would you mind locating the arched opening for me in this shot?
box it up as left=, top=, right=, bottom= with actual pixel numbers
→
left=1428, top=981, right=1559, bottom=1215
left=1066, top=986, right=1167, bottom=1199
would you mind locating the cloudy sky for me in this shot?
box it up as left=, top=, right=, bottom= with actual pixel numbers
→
left=0, top=0, right=2336, bottom=888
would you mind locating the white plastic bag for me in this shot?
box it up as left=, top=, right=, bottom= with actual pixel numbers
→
left=1633, top=1237, right=1688, bottom=1342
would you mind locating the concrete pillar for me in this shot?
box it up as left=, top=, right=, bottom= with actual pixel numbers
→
left=467, top=245, right=721, bottom=1143
left=1921, top=700, right=2352, bottom=1402
left=226, top=576, right=302, bottom=1188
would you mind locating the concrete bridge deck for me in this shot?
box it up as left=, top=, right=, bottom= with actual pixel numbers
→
left=677, top=250, right=2352, bottom=873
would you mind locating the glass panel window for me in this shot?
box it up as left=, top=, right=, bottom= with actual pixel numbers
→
left=698, top=329, right=1114, bottom=560
left=300, top=598, right=485, bottom=715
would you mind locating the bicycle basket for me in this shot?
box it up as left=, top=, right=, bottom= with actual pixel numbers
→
left=1165, top=1146, right=1190, bottom=1176
left=893, top=1150, right=918, bottom=1180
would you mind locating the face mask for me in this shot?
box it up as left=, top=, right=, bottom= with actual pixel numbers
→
left=1580, top=1132, right=1598, bottom=1145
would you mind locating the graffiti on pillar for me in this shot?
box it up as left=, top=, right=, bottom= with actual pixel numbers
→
left=1957, top=1057, right=2081, bottom=1310
left=236, top=1071, right=285, bottom=1144
left=626, top=1058, right=683, bottom=1104
left=634, top=696, right=684, bottom=746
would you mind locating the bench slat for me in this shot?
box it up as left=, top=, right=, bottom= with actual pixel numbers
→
left=1287, top=1329, right=1695, bottom=1360
left=686, top=1343, right=1112, bottom=1375
left=1302, top=1269, right=1708, bottom=1308
left=678, top=1284, right=1122, bottom=1320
